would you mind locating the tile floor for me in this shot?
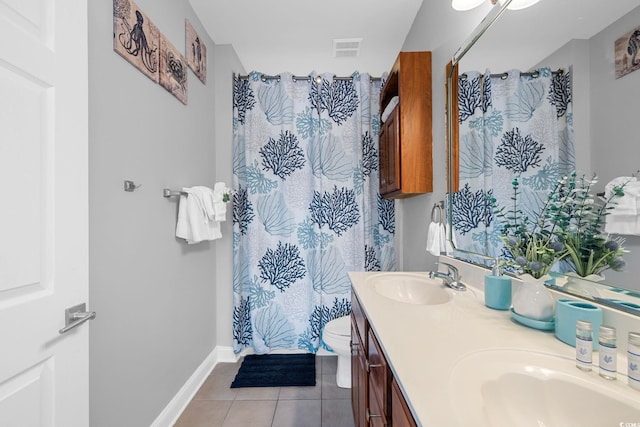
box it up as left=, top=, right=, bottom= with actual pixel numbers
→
left=174, top=355, right=355, bottom=427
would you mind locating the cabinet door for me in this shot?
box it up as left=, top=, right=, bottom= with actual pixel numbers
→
left=379, top=108, right=400, bottom=196
left=351, top=316, right=367, bottom=427
left=367, top=329, right=390, bottom=425
left=391, top=378, right=417, bottom=427
left=368, top=387, right=388, bottom=426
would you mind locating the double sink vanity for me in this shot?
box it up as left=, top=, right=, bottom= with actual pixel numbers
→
left=349, top=257, right=640, bottom=426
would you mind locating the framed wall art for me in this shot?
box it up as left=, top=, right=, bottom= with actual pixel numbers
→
left=186, top=19, right=207, bottom=84
left=615, top=24, right=640, bottom=79
left=159, top=34, right=188, bottom=104
left=113, top=0, right=160, bottom=83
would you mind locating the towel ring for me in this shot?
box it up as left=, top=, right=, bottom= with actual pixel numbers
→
left=431, top=201, right=445, bottom=225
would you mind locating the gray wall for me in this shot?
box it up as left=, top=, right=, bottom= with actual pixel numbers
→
left=213, top=45, right=243, bottom=348
left=88, top=0, right=241, bottom=425
left=399, top=2, right=492, bottom=271
left=589, top=7, right=640, bottom=290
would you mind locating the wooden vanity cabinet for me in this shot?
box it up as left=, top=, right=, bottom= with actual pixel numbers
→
left=351, top=289, right=418, bottom=426
left=351, top=291, right=368, bottom=427
left=379, top=51, right=433, bottom=199
left=391, top=379, right=418, bottom=427
left=351, top=315, right=367, bottom=427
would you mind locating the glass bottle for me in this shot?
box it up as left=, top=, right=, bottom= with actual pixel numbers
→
left=598, top=325, right=617, bottom=380
left=628, top=332, right=640, bottom=391
left=576, top=320, right=592, bottom=372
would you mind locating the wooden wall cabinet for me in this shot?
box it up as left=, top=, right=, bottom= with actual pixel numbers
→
left=351, top=290, right=418, bottom=426
left=379, top=51, right=433, bottom=199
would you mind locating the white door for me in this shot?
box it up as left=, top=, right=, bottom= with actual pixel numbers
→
left=0, top=0, right=90, bottom=426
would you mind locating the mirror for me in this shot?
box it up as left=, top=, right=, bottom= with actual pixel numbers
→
left=446, top=0, right=640, bottom=312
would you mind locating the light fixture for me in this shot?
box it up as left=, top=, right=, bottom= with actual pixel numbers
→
left=451, top=0, right=541, bottom=11
left=506, top=0, right=541, bottom=10
left=451, top=0, right=485, bottom=11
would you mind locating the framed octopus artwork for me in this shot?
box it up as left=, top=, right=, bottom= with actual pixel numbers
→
left=186, top=19, right=207, bottom=84
left=113, top=0, right=160, bottom=83
left=615, top=24, right=640, bottom=79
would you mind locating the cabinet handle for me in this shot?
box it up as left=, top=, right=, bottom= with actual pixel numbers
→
left=366, top=409, right=382, bottom=422
left=366, top=361, right=382, bottom=372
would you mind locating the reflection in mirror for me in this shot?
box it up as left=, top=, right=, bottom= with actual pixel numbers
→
left=446, top=0, right=640, bottom=312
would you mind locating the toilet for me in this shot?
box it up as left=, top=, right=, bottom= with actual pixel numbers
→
left=322, top=315, right=351, bottom=388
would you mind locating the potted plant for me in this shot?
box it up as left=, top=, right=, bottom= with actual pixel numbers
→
left=495, top=178, right=568, bottom=279
left=494, top=178, right=568, bottom=321
left=554, top=173, right=628, bottom=280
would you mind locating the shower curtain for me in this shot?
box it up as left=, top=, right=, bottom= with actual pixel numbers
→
left=232, top=71, right=396, bottom=354
left=452, top=67, right=575, bottom=260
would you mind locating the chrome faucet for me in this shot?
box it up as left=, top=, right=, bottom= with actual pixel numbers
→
left=428, top=262, right=466, bottom=291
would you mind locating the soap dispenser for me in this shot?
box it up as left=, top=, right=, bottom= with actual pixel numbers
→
left=484, top=260, right=512, bottom=310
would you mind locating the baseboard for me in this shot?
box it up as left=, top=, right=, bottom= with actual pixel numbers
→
left=150, top=345, right=238, bottom=427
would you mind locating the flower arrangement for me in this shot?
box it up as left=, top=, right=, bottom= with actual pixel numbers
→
left=495, top=178, right=567, bottom=279
left=495, top=173, right=632, bottom=279
left=553, top=173, right=628, bottom=278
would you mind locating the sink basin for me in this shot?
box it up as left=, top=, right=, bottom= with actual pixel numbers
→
left=449, top=350, right=640, bottom=427
left=367, top=273, right=451, bottom=305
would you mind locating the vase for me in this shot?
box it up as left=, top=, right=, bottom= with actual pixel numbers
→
left=512, top=274, right=555, bottom=321
left=563, top=272, right=604, bottom=298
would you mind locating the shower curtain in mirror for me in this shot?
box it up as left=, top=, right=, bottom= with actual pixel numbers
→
left=232, top=71, right=396, bottom=354
left=452, top=67, right=575, bottom=260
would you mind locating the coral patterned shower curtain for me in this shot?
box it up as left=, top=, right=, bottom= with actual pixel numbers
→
left=232, top=71, right=396, bottom=354
left=452, top=67, right=575, bottom=260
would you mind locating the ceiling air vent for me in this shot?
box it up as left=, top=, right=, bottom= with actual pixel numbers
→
left=332, top=38, right=362, bottom=58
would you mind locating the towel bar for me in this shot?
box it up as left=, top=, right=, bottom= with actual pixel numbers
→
left=163, top=188, right=187, bottom=198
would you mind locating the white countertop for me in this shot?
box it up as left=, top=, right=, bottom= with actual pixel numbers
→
left=349, top=270, right=640, bottom=426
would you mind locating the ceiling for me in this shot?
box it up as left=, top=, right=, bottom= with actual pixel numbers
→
left=188, top=0, right=425, bottom=77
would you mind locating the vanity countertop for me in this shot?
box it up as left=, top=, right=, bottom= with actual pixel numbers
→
left=349, top=270, right=640, bottom=427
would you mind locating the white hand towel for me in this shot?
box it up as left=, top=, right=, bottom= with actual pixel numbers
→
left=605, top=214, right=640, bottom=235
left=426, top=221, right=440, bottom=256
left=380, top=96, right=399, bottom=123
left=605, top=177, right=639, bottom=215
left=212, top=182, right=228, bottom=222
left=175, top=194, right=193, bottom=242
left=175, top=186, right=222, bottom=244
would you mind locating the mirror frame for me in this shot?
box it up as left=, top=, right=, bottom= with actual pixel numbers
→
left=444, top=0, right=640, bottom=316
left=445, top=0, right=512, bottom=259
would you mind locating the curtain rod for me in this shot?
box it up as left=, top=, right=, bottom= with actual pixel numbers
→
left=459, top=68, right=565, bottom=80
left=236, top=73, right=381, bottom=83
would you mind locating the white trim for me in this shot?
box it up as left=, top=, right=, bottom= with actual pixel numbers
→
left=150, top=346, right=238, bottom=427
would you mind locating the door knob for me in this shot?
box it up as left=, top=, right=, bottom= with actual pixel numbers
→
left=59, top=303, right=96, bottom=334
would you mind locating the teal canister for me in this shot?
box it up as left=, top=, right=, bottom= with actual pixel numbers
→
left=484, top=263, right=512, bottom=310
left=555, top=299, right=603, bottom=349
